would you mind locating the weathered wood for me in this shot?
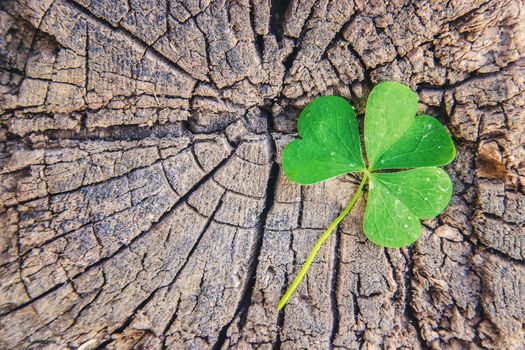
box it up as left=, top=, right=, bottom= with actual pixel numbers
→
left=0, top=0, right=524, bottom=349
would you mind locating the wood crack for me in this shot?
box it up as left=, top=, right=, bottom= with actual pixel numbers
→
left=65, top=0, right=196, bottom=83
left=212, top=136, right=279, bottom=350
left=329, top=225, right=341, bottom=349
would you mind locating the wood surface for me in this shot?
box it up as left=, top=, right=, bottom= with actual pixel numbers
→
left=0, top=0, right=524, bottom=349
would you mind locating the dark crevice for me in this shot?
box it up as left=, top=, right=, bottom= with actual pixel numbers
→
left=79, top=112, right=88, bottom=139
left=298, top=186, right=304, bottom=229
left=45, top=122, right=186, bottom=141
left=346, top=41, right=372, bottom=86
left=237, top=138, right=279, bottom=326
left=272, top=317, right=284, bottom=350
left=269, top=0, right=291, bottom=43
left=329, top=226, right=341, bottom=349
left=92, top=339, right=113, bottom=350
left=248, top=0, right=264, bottom=60
left=272, top=270, right=287, bottom=350
left=191, top=12, right=214, bottom=83
left=416, top=57, right=524, bottom=93
left=3, top=129, right=24, bottom=143
left=259, top=106, right=275, bottom=134
left=186, top=112, right=246, bottom=135
left=16, top=216, right=32, bottom=312
left=85, top=22, right=90, bottom=94
left=320, top=9, right=360, bottom=62
left=161, top=299, right=181, bottom=349
left=283, top=44, right=299, bottom=70
left=281, top=1, right=316, bottom=70
left=255, top=34, right=265, bottom=61
left=352, top=283, right=361, bottom=341
left=212, top=136, right=279, bottom=350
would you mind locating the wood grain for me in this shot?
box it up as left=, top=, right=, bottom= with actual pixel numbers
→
left=0, top=0, right=524, bottom=348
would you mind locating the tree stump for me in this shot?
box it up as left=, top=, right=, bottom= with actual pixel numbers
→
left=1, top=0, right=524, bottom=349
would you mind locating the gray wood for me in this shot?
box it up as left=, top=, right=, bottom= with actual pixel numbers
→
left=1, top=0, right=524, bottom=349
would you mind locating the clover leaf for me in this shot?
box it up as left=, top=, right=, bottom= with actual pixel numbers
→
left=282, top=96, right=365, bottom=183
left=278, top=82, right=455, bottom=310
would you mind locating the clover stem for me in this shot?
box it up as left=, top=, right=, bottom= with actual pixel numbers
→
left=277, top=172, right=369, bottom=310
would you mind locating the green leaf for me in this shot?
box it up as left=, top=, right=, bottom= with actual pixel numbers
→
left=282, top=96, right=365, bottom=184
left=371, top=115, right=456, bottom=170
left=278, top=81, right=458, bottom=310
left=364, top=82, right=418, bottom=169
left=363, top=167, right=453, bottom=247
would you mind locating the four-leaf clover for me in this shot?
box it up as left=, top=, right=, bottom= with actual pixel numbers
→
left=278, top=82, right=455, bottom=309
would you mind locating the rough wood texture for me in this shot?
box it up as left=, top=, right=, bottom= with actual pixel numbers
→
left=1, top=0, right=524, bottom=349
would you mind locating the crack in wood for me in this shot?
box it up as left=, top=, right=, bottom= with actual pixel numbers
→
left=329, top=225, right=341, bottom=349
left=212, top=137, right=279, bottom=350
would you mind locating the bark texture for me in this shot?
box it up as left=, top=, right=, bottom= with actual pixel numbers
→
left=1, top=0, right=524, bottom=349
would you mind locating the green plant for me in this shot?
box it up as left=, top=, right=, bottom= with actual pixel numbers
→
left=278, top=82, right=456, bottom=310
